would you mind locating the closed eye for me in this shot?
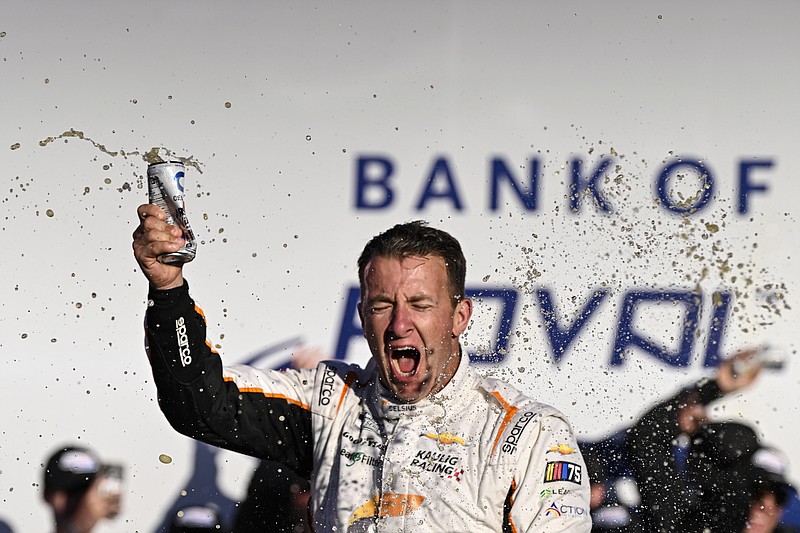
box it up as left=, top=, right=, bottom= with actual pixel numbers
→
left=408, top=295, right=436, bottom=311
left=367, top=303, right=392, bottom=314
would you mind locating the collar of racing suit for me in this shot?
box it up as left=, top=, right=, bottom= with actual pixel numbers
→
left=371, top=346, right=475, bottom=423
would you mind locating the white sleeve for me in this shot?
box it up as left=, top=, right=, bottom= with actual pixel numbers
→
left=508, top=412, right=592, bottom=532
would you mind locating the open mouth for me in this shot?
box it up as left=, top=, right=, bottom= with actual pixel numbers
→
left=390, top=346, right=421, bottom=379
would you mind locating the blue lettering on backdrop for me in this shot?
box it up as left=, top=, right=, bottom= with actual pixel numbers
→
left=334, top=285, right=735, bottom=368
left=465, top=288, right=518, bottom=363
left=355, top=155, right=395, bottom=209
left=347, top=153, right=773, bottom=365
left=354, top=154, right=774, bottom=215
left=415, top=157, right=464, bottom=210
left=335, top=286, right=364, bottom=361
left=537, top=288, right=608, bottom=363
left=738, top=159, right=773, bottom=214
left=611, top=290, right=701, bottom=367
left=569, top=156, right=613, bottom=213
left=703, top=290, right=732, bottom=368
left=656, top=159, right=715, bottom=214
left=490, top=157, right=540, bottom=211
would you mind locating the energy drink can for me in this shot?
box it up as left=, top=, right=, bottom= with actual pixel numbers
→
left=147, top=161, right=197, bottom=264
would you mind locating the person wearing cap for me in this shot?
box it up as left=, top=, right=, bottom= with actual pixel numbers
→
left=674, top=421, right=796, bottom=532
left=746, top=489, right=787, bottom=533
left=624, top=351, right=763, bottom=532
left=741, top=446, right=795, bottom=533
left=676, top=422, right=781, bottom=531
left=42, top=445, right=123, bottom=533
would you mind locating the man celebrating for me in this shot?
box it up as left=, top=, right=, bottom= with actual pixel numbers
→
left=133, top=204, right=590, bottom=532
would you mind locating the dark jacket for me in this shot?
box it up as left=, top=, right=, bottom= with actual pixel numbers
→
left=625, top=378, right=724, bottom=532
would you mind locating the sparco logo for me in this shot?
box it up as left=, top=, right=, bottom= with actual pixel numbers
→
left=175, top=317, right=192, bottom=367
left=502, top=411, right=535, bottom=454
left=318, top=366, right=337, bottom=406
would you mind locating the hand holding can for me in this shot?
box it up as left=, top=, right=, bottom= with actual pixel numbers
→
left=133, top=203, right=185, bottom=290
left=132, top=161, right=198, bottom=291
left=147, top=162, right=197, bottom=264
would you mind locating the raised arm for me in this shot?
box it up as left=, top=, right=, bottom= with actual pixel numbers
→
left=132, top=204, right=314, bottom=476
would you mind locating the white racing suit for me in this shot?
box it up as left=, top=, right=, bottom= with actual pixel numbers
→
left=145, top=282, right=591, bottom=532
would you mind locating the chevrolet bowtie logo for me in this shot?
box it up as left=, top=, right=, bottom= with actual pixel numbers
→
left=421, top=432, right=468, bottom=446
left=547, top=444, right=576, bottom=455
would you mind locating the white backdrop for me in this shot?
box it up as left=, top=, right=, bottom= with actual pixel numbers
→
left=2, top=2, right=799, bottom=531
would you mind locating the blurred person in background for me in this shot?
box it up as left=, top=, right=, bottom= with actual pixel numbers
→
left=625, top=350, right=763, bottom=532
left=232, top=347, right=323, bottom=533
left=233, top=461, right=311, bottom=533
left=582, top=447, right=632, bottom=533
left=739, top=445, right=796, bottom=533
left=42, top=445, right=123, bottom=533
left=680, top=422, right=795, bottom=532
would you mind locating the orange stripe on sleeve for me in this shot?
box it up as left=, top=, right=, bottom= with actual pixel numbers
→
left=337, top=372, right=357, bottom=414
left=191, top=304, right=220, bottom=355
left=204, top=339, right=219, bottom=355
left=506, top=479, right=519, bottom=533
left=490, top=391, right=520, bottom=456
left=223, top=379, right=311, bottom=411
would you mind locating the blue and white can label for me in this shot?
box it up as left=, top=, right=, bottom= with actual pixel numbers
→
left=147, top=161, right=197, bottom=264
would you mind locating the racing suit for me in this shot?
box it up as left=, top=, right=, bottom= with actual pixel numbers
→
left=145, top=281, right=591, bottom=532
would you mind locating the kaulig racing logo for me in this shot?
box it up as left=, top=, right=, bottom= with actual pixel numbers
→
left=175, top=316, right=192, bottom=367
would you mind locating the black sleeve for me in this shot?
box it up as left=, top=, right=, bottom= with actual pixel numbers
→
left=144, top=281, right=314, bottom=478
left=625, top=379, right=723, bottom=531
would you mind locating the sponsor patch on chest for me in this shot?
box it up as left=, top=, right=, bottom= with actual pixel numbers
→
left=543, top=461, right=582, bottom=484
left=409, top=449, right=464, bottom=481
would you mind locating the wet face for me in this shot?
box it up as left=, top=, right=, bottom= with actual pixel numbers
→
left=677, top=397, right=707, bottom=436
left=744, top=492, right=781, bottom=533
left=358, top=255, right=472, bottom=403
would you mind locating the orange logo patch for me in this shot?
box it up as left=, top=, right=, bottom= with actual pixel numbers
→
left=348, top=493, right=425, bottom=527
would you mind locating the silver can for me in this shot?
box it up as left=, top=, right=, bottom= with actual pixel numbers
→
left=147, top=161, right=197, bottom=264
